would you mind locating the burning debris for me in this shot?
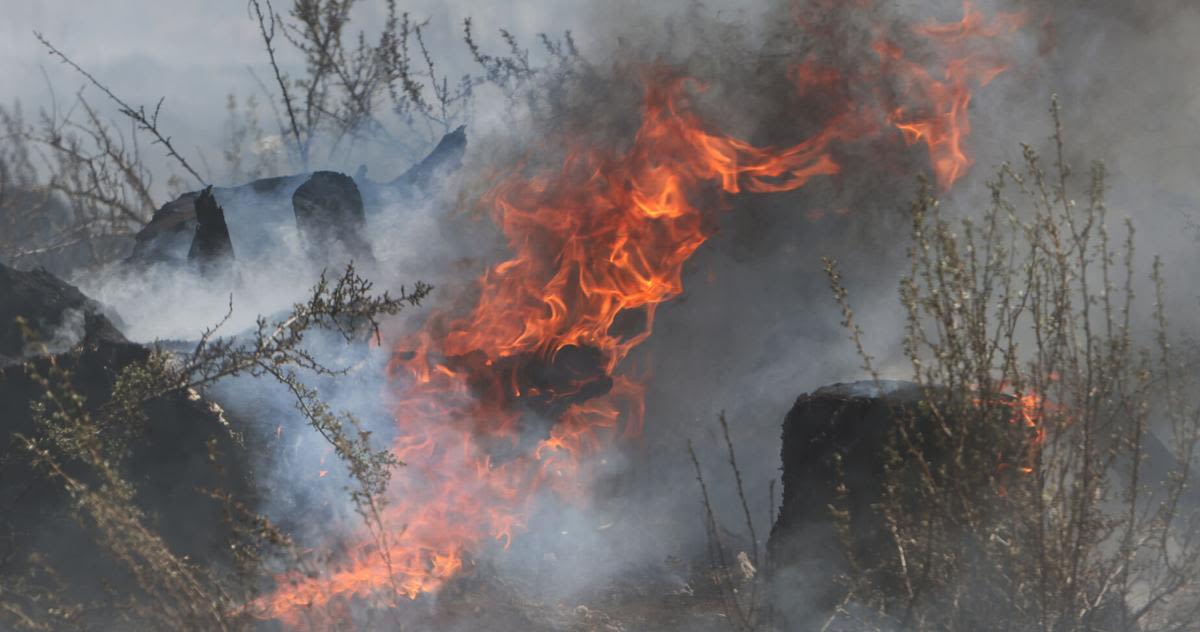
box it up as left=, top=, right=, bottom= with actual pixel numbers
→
left=250, top=4, right=1032, bottom=623
left=8, top=0, right=1200, bottom=630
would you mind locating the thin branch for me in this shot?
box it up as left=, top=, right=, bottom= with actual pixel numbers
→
left=34, top=32, right=206, bottom=187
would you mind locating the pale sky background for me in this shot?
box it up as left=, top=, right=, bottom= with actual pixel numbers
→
left=0, top=0, right=643, bottom=186
left=0, top=1, right=605, bottom=102
left=0, top=0, right=776, bottom=190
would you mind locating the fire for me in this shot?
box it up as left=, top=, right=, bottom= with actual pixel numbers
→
left=251, top=3, right=1026, bottom=624
left=880, top=3, right=1026, bottom=189
left=981, top=387, right=1055, bottom=492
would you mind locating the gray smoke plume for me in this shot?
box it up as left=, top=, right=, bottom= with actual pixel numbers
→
left=7, top=0, right=1200, bottom=629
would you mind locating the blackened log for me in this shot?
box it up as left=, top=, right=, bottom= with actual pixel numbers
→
left=766, top=381, right=925, bottom=629
left=765, top=381, right=1162, bottom=629
left=392, top=343, right=613, bottom=463
left=127, top=175, right=304, bottom=267
left=447, top=344, right=614, bottom=422
left=126, top=127, right=466, bottom=267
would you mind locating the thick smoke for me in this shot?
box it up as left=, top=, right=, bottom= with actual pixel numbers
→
left=9, top=0, right=1200, bottom=628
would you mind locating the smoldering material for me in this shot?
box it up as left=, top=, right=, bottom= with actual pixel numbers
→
left=7, top=0, right=1200, bottom=628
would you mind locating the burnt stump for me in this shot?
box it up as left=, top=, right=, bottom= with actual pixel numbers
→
left=765, top=380, right=984, bottom=630
left=292, top=170, right=374, bottom=265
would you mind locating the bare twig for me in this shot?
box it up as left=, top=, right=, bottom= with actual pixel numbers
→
left=35, top=32, right=206, bottom=187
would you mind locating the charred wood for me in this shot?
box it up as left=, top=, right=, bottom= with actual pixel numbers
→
left=126, top=127, right=466, bottom=267
left=292, top=170, right=373, bottom=265
left=187, top=186, right=236, bottom=274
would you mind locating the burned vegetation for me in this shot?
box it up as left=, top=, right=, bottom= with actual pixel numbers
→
left=3, top=1, right=1200, bottom=632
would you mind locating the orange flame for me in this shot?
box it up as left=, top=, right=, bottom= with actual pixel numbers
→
left=252, top=4, right=1025, bottom=624
left=979, top=387, right=1055, bottom=494
left=879, top=3, right=1026, bottom=189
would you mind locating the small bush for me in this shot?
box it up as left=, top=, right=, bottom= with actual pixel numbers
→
left=823, top=100, right=1200, bottom=631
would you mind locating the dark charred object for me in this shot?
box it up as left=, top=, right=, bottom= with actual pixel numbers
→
left=126, top=174, right=305, bottom=267
left=126, top=127, right=467, bottom=267
left=292, top=170, right=374, bottom=263
left=392, top=343, right=614, bottom=462
left=450, top=344, right=614, bottom=421
left=0, top=263, right=252, bottom=615
left=765, top=382, right=1047, bottom=625
left=765, top=381, right=1042, bottom=628
left=187, top=186, right=236, bottom=273
left=766, top=381, right=928, bottom=628
left=0, top=262, right=126, bottom=365
left=386, top=125, right=467, bottom=195
left=764, top=381, right=1158, bottom=630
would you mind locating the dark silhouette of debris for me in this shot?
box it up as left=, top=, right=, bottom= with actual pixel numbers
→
left=0, top=261, right=127, bottom=364
left=388, top=125, right=467, bottom=194
left=0, top=264, right=250, bottom=609
left=187, top=186, right=236, bottom=273
left=125, top=126, right=467, bottom=268
left=766, top=381, right=944, bottom=628
left=292, top=170, right=374, bottom=264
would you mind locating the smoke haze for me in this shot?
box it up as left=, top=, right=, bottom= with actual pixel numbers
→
left=6, top=0, right=1200, bottom=628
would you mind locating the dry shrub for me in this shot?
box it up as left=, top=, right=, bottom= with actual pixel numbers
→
left=0, top=265, right=428, bottom=630
left=823, top=99, right=1200, bottom=632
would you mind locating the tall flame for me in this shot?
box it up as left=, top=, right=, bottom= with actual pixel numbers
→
left=252, top=3, right=1026, bottom=624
